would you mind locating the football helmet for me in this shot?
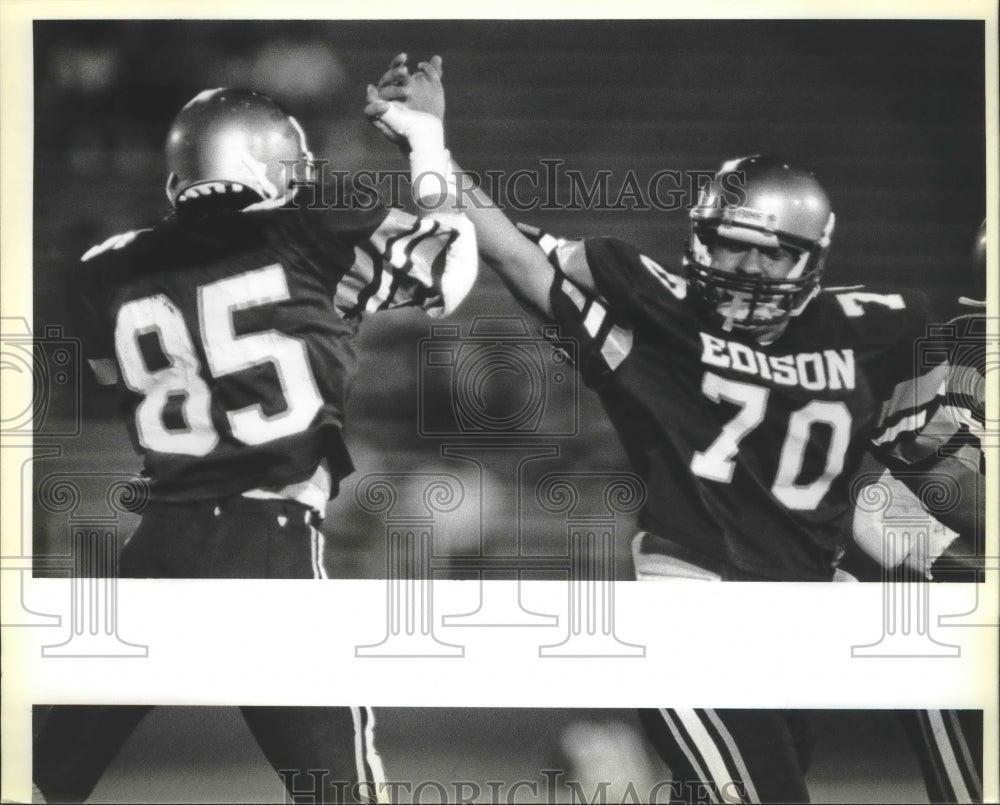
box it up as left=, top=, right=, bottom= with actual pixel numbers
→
left=165, top=88, right=314, bottom=209
left=685, top=154, right=835, bottom=338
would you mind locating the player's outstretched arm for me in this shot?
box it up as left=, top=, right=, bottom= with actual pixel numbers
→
left=366, top=53, right=593, bottom=321
left=362, top=77, right=456, bottom=217
left=361, top=55, right=479, bottom=317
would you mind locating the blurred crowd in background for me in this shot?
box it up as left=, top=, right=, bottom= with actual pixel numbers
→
left=32, top=19, right=986, bottom=575
left=21, top=19, right=989, bottom=801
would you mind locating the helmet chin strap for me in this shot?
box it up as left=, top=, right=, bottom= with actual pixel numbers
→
left=720, top=309, right=788, bottom=344
left=721, top=302, right=738, bottom=332
left=789, top=284, right=820, bottom=316
left=754, top=322, right=787, bottom=345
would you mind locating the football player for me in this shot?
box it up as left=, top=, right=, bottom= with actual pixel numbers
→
left=33, top=87, right=476, bottom=803
left=850, top=221, right=987, bottom=805
left=852, top=219, right=987, bottom=583
left=368, top=54, right=984, bottom=804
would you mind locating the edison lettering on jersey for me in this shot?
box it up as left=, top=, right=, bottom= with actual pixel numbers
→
left=527, top=231, right=952, bottom=580
left=699, top=332, right=856, bottom=391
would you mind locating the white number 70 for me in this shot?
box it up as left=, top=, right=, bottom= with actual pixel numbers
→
left=691, top=372, right=851, bottom=510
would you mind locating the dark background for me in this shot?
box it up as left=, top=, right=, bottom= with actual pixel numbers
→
left=36, top=706, right=956, bottom=803
left=26, top=19, right=988, bottom=804
left=30, top=19, right=987, bottom=577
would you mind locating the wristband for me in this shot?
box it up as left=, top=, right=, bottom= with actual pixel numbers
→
left=411, top=147, right=457, bottom=209
left=375, top=104, right=456, bottom=209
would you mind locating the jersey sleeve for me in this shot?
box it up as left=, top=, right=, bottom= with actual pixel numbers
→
left=935, top=313, right=987, bottom=462
left=517, top=224, right=646, bottom=387
left=334, top=208, right=477, bottom=321
left=72, top=230, right=148, bottom=385
left=866, top=290, right=963, bottom=468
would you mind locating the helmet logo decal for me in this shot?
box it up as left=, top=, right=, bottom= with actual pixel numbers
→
left=722, top=206, right=779, bottom=231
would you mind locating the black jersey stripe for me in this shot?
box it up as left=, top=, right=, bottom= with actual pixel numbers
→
left=309, top=524, right=327, bottom=580
left=913, top=711, right=951, bottom=801
left=352, top=705, right=379, bottom=804
left=591, top=304, right=615, bottom=348
left=920, top=709, right=970, bottom=803
left=658, top=709, right=723, bottom=805
left=670, top=709, right=754, bottom=804
left=360, top=705, right=377, bottom=801
left=379, top=216, right=430, bottom=271
left=871, top=398, right=950, bottom=457
left=876, top=363, right=950, bottom=430
left=700, top=710, right=761, bottom=804
left=514, top=222, right=564, bottom=267
left=677, top=709, right=753, bottom=804
left=365, top=214, right=424, bottom=312
left=872, top=395, right=947, bottom=443
left=379, top=214, right=424, bottom=255
left=422, top=225, right=459, bottom=311
left=942, top=710, right=983, bottom=803
left=688, top=710, right=746, bottom=800
left=394, top=217, right=441, bottom=275
left=347, top=240, right=385, bottom=319
left=378, top=219, right=441, bottom=310
left=928, top=709, right=974, bottom=803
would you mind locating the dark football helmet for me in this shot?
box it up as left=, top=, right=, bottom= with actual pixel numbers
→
left=164, top=88, right=314, bottom=209
left=685, top=154, right=835, bottom=337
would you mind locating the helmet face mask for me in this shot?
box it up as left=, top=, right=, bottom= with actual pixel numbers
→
left=684, top=155, right=835, bottom=341
left=164, top=88, right=315, bottom=212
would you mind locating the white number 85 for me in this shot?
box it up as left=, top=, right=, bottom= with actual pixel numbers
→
left=114, top=264, right=322, bottom=456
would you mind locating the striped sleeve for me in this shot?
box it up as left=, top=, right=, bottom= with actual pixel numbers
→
left=518, top=224, right=635, bottom=382
left=871, top=312, right=986, bottom=470
left=335, top=208, right=477, bottom=320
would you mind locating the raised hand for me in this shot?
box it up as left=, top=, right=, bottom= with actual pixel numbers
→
left=374, top=53, right=445, bottom=121
left=366, top=54, right=447, bottom=155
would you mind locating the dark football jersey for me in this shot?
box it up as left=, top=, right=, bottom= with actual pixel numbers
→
left=72, top=203, right=466, bottom=502
left=931, top=311, right=987, bottom=468
left=849, top=306, right=986, bottom=575
left=528, top=230, right=952, bottom=580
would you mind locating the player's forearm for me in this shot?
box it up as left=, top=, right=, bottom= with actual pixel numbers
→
left=389, top=115, right=478, bottom=314
left=450, top=160, right=555, bottom=319
left=400, top=116, right=461, bottom=218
